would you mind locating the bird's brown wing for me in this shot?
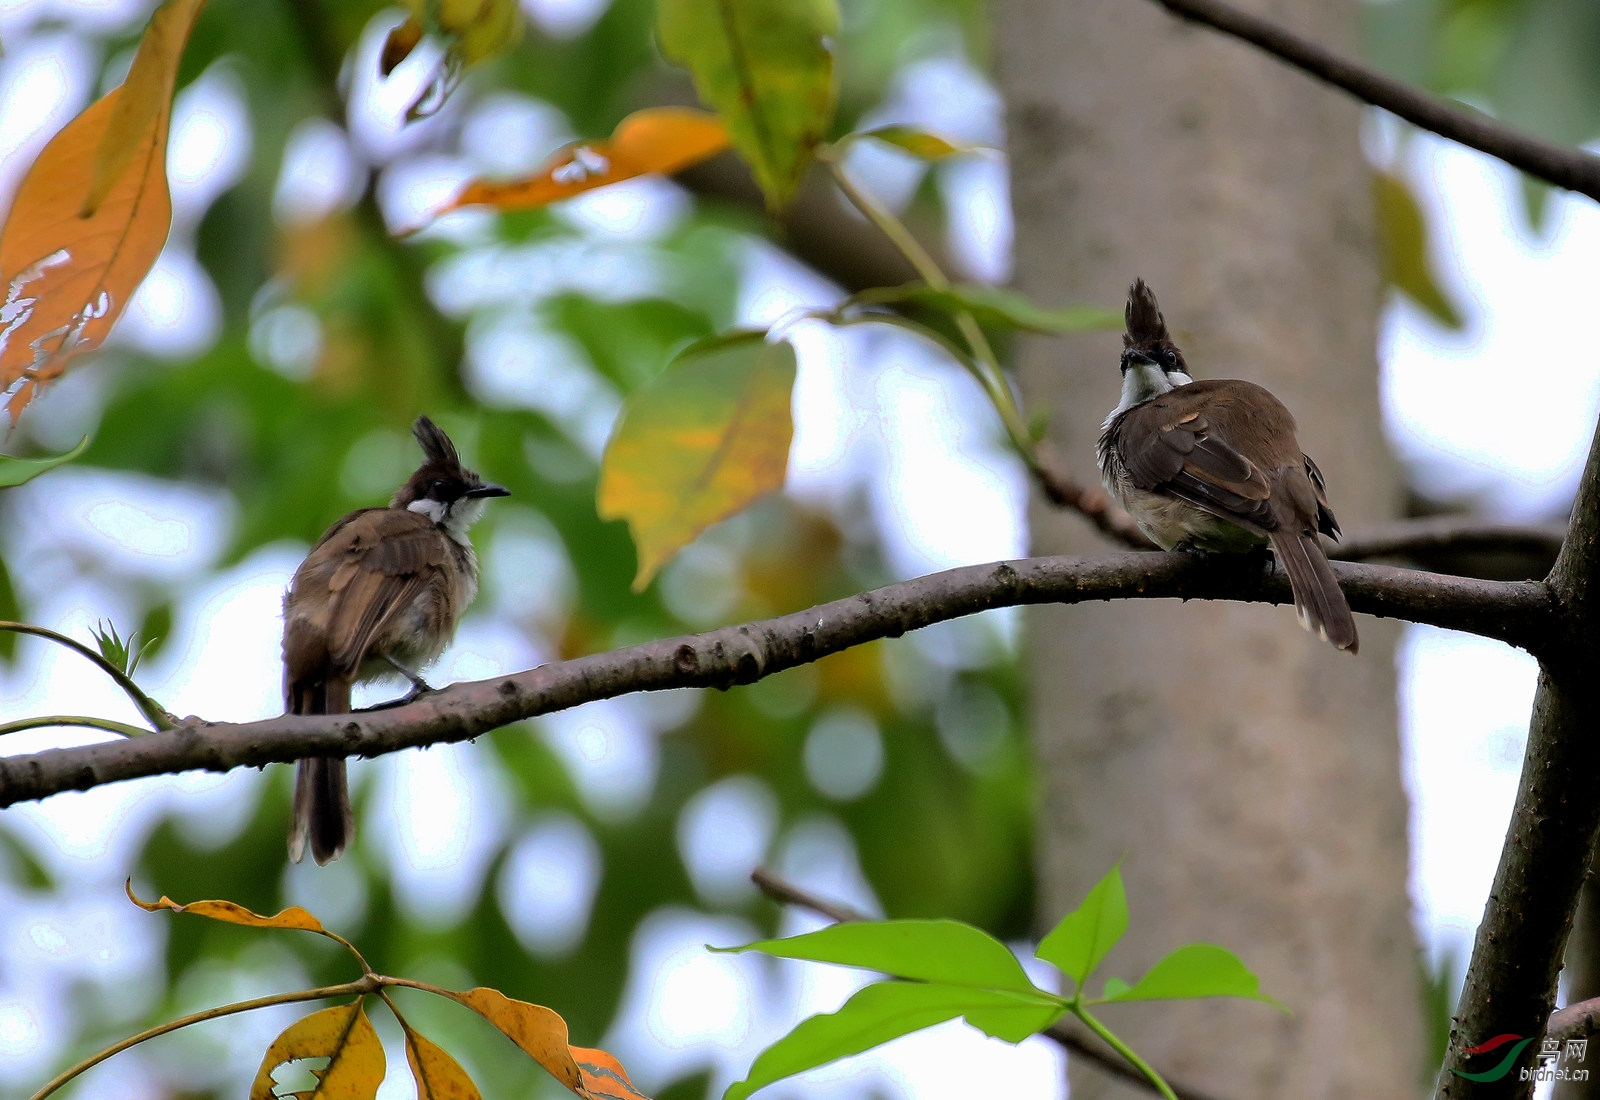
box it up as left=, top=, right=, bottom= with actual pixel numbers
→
left=316, top=509, right=447, bottom=672
left=1111, top=381, right=1287, bottom=532
left=1302, top=453, right=1341, bottom=539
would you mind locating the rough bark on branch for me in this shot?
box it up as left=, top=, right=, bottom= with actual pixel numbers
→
left=0, top=553, right=1552, bottom=808
left=1145, top=0, right=1600, bottom=203
left=1438, top=417, right=1600, bottom=1099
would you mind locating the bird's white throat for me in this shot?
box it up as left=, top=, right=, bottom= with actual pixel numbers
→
left=408, top=496, right=489, bottom=545
left=1103, top=362, right=1195, bottom=426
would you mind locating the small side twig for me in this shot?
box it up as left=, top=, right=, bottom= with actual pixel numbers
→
left=1146, top=0, right=1600, bottom=205
left=749, top=867, right=1228, bottom=1100
left=1548, top=995, right=1600, bottom=1044
left=1331, top=519, right=1567, bottom=565
left=1030, top=443, right=1155, bottom=549
left=0, top=621, right=175, bottom=731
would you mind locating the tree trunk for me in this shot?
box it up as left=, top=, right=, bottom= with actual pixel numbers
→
left=994, top=1, right=1422, bottom=1096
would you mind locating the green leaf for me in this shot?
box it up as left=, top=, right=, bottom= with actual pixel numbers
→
left=0, top=435, right=89, bottom=489
left=723, top=982, right=1065, bottom=1100
left=0, top=828, right=52, bottom=890
left=1373, top=171, right=1464, bottom=330
left=845, top=283, right=1121, bottom=335
left=0, top=555, right=16, bottom=661
left=857, top=125, right=973, bottom=161
left=1036, top=864, right=1128, bottom=990
left=1099, top=943, right=1282, bottom=1008
left=1101, top=976, right=1131, bottom=999
left=657, top=0, right=839, bottom=209
left=597, top=332, right=796, bottom=591
left=717, top=919, right=1042, bottom=993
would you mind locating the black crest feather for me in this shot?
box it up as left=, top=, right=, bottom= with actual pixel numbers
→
left=1123, top=279, right=1170, bottom=348
left=412, top=415, right=462, bottom=471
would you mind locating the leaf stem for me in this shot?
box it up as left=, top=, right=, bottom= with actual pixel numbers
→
left=26, top=978, right=377, bottom=1100
left=0, top=622, right=175, bottom=730
left=814, top=147, right=1041, bottom=466
left=1073, top=1006, right=1180, bottom=1100
left=0, top=714, right=153, bottom=739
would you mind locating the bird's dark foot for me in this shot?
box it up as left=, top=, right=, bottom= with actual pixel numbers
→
left=398, top=678, right=434, bottom=704
left=1173, top=541, right=1212, bottom=560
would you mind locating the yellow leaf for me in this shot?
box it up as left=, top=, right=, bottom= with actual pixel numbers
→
left=441, top=987, right=583, bottom=1094
left=598, top=333, right=797, bottom=591
left=126, top=880, right=327, bottom=934
left=1372, top=170, right=1464, bottom=330
left=442, top=108, right=730, bottom=215
left=572, top=1046, right=651, bottom=1100
left=859, top=125, right=972, bottom=161
left=0, top=0, right=205, bottom=421
left=250, top=1002, right=386, bottom=1100
left=82, top=0, right=209, bottom=217
left=402, top=0, right=523, bottom=67
left=403, top=1026, right=481, bottom=1100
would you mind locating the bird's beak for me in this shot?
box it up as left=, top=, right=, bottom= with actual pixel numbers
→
left=1120, top=348, right=1157, bottom=371
left=465, top=482, right=511, bottom=499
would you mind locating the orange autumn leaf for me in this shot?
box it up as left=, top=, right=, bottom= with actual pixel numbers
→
left=250, top=1002, right=386, bottom=1100
left=0, top=0, right=206, bottom=422
left=403, top=1025, right=482, bottom=1100
left=572, top=1046, right=651, bottom=1100
left=440, top=107, right=729, bottom=215
left=441, top=987, right=585, bottom=1094
left=126, top=880, right=328, bottom=934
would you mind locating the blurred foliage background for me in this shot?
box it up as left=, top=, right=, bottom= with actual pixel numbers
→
left=0, top=1, right=1032, bottom=1097
left=3, top=0, right=1598, bottom=1096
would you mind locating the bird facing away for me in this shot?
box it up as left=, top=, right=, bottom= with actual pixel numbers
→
left=1096, top=279, right=1359, bottom=653
left=282, top=416, right=509, bottom=863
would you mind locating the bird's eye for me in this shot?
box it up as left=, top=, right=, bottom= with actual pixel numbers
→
left=431, top=479, right=448, bottom=495
left=1162, top=349, right=1178, bottom=367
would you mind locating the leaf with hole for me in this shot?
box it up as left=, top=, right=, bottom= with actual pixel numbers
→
left=442, top=108, right=729, bottom=216
left=657, top=0, right=838, bottom=209
left=598, top=333, right=795, bottom=591
left=0, top=0, right=204, bottom=421
left=250, top=1002, right=385, bottom=1100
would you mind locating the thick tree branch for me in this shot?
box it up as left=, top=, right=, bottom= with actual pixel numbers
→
left=749, top=868, right=1228, bottom=1100
left=0, top=554, right=1552, bottom=808
left=1439, top=416, right=1600, bottom=1098
left=1548, top=996, right=1600, bottom=1045
left=1145, top=0, right=1600, bottom=204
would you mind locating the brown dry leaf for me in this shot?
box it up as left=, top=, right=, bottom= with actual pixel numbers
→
left=0, top=0, right=206, bottom=421
left=126, top=880, right=327, bottom=934
left=440, top=987, right=584, bottom=1094
left=440, top=107, right=729, bottom=216
left=572, top=1046, right=651, bottom=1100
left=403, top=1025, right=482, bottom=1100
left=250, top=1002, right=386, bottom=1100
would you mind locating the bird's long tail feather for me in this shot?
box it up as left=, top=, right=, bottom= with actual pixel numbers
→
left=1268, top=529, right=1359, bottom=654
left=288, top=676, right=355, bottom=865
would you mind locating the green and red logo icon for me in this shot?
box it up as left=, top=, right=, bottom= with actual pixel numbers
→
left=1453, top=1034, right=1534, bottom=1082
